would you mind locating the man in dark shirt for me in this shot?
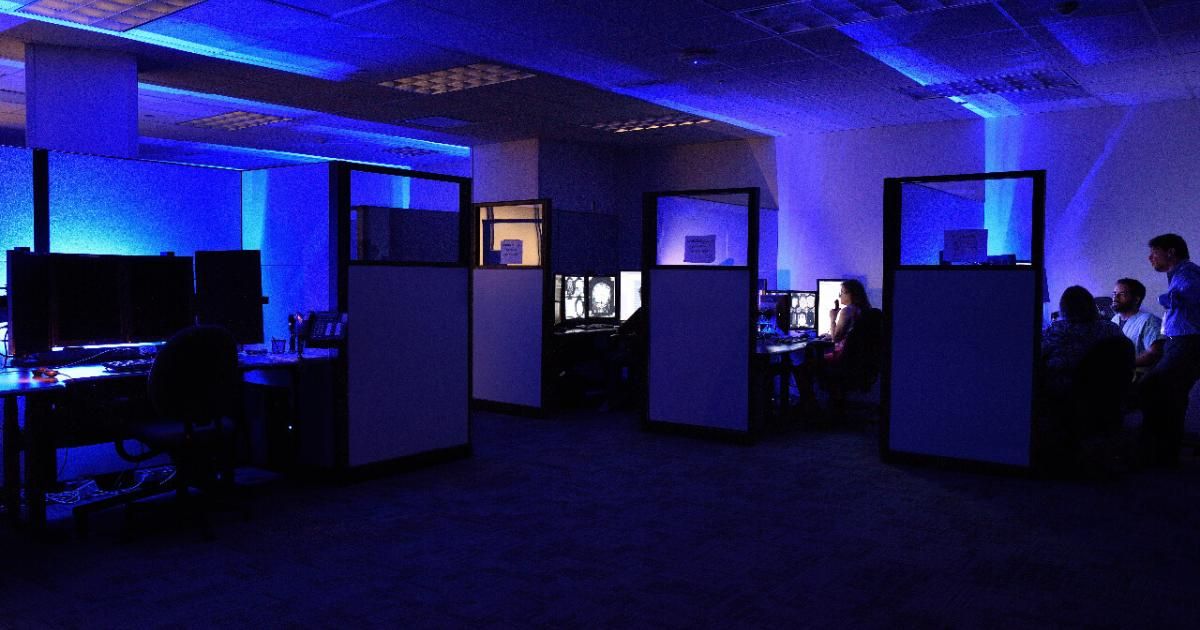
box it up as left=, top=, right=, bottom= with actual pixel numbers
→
left=1139, top=233, right=1200, bottom=467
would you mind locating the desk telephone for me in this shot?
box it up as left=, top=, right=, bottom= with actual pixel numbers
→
left=303, top=311, right=347, bottom=347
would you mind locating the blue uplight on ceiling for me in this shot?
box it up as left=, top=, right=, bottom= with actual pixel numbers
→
left=139, top=136, right=423, bottom=171
left=0, top=6, right=356, bottom=79
left=840, top=24, right=1019, bottom=120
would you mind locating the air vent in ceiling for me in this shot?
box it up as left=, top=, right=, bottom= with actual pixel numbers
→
left=177, top=110, right=292, bottom=131
left=586, top=114, right=712, bottom=133
left=380, top=63, right=535, bottom=95
left=16, top=0, right=207, bottom=32
left=738, top=0, right=988, bottom=35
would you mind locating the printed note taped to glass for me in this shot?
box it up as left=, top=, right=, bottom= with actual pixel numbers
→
left=684, top=235, right=716, bottom=263
left=943, top=229, right=987, bottom=264
left=500, top=239, right=523, bottom=264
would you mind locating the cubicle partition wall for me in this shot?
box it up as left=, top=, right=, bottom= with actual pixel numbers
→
left=471, top=200, right=550, bottom=414
left=335, top=163, right=472, bottom=469
left=882, top=171, right=1045, bottom=469
left=643, top=189, right=759, bottom=439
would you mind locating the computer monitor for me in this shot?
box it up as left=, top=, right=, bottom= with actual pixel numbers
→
left=128, top=255, right=195, bottom=343
left=195, top=250, right=264, bottom=344
left=563, top=275, right=586, bottom=321
left=554, top=274, right=563, bottom=325
left=758, top=290, right=791, bottom=334
left=6, top=251, right=196, bottom=354
left=619, top=270, right=641, bottom=322
left=586, top=275, right=616, bottom=319
left=790, top=290, right=817, bottom=331
left=816, top=279, right=849, bottom=337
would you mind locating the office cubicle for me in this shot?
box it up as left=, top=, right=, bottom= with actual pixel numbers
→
left=334, top=163, right=472, bottom=469
left=471, top=199, right=550, bottom=414
left=643, top=188, right=759, bottom=439
left=882, top=170, right=1045, bottom=469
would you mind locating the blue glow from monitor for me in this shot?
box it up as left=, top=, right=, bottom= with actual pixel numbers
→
left=0, top=8, right=356, bottom=79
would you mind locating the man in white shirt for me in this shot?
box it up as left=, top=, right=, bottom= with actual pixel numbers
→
left=1111, top=277, right=1163, bottom=367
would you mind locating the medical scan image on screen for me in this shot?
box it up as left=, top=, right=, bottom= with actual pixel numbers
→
left=791, top=291, right=817, bottom=330
left=587, top=276, right=616, bottom=319
left=564, top=275, right=586, bottom=320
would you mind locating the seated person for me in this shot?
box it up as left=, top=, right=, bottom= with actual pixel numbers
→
left=795, top=279, right=873, bottom=408
left=1042, top=285, right=1124, bottom=403
left=1110, top=277, right=1163, bottom=368
left=606, top=303, right=646, bottom=409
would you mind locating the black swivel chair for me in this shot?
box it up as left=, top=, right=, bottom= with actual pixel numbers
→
left=813, top=307, right=884, bottom=421
left=75, top=325, right=246, bottom=537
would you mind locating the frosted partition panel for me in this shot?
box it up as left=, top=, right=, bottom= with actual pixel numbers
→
left=472, top=268, right=542, bottom=407
left=351, top=171, right=460, bottom=263
left=888, top=269, right=1035, bottom=466
left=656, top=195, right=749, bottom=266
left=348, top=266, right=468, bottom=466
left=900, top=178, right=1033, bottom=265
left=48, top=153, right=240, bottom=255
left=477, top=203, right=543, bottom=267
left=649, top=269, right=749, bottom=431
left=0, top=146, right=34, bottom=283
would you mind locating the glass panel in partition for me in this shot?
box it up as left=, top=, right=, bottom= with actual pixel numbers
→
left=350, top=170, right=462, bottom=263
left=655, top=192, right=750, bottom=266
left=899, top=176, right=1034, bottom=266
left=476, top=203, right=544, bottom=267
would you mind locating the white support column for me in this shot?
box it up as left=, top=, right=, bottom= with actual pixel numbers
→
left=25, top=44, right=138, bottom=157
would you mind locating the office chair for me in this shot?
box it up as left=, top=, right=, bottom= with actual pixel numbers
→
left=75, top=325, right=246, bottom=538
left=1067, top=334, right=1136, bottom=474
left=814, top=307, right=884, bottom=422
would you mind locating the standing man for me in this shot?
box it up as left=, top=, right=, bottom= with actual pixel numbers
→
left=1139, top=234, right=1200, bottom=467
left=1111, top=278, right=1163, bottom=367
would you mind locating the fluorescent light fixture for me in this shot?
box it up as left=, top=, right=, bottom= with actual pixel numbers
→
left=379, top=63, right=535, bottom=95
left=16, top=0, right=206, bottom=32
left=587, top=114, right=712, bottom=133
left=178, top=110, right=292, bottom=131
left=902, top=69, right=1079, bottom=100
left=738, top=0, right=989, bottom=35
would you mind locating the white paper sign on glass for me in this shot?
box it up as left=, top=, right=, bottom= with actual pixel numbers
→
left=500, top=239, right=523, bottom=265
left=684, top=234, right=716, bottom=264
left=943, top=229, right=987, bottom=264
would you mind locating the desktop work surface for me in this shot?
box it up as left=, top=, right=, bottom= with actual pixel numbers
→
left=1, top=349, right=338, bottom=531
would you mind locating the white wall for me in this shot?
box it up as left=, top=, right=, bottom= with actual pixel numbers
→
left=472, top=139, right=539, bottom=202
left=777, top=100, right=1200, bottom=315
left=242, top=163, right=332, bottom=342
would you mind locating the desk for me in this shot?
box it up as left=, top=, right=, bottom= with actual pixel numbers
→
left=1, top=349, right=337, bottom=531
left=753, top=336, right=818, bottom=425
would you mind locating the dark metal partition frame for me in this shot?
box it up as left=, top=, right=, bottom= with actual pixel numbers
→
left=470, top=198, right=552, bottom=416
left=642, top=187, right=761, bottom=442
left=331, top=162, right=474, bottom=474
left=881, top=169, right=1046, bottom=473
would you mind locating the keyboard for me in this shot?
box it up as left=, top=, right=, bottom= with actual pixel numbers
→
left=102, top=358, right=155, bottom=373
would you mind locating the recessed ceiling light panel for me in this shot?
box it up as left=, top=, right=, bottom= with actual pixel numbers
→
left=177, top=110, right=292, bottom=131
left=379, top=63, right=535, bottom=95
left=901, top=69, right=1080, bottom=99
left=587, top=114, right=713, bottom=133
left=17, top=0, right=207, bottom=32
left=738, top=0, right=988, bottom=35
left=385, top=146, right=438, bottom=157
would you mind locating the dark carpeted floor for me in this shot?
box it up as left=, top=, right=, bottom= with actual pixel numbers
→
left=2, top=407, right=1199, bottom=628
